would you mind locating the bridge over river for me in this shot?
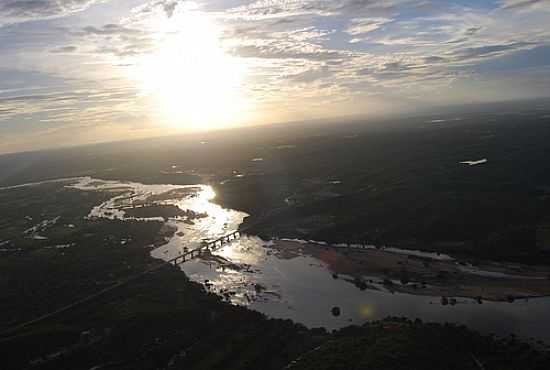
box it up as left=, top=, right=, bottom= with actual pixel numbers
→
left=168, top=230, right=242, bottom=265
left=0, top=227, right=250, bottom=340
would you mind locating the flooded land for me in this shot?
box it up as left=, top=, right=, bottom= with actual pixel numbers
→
left=29, top=176, right=546, bottom=342
left=1, top=107, right=550, bottom=369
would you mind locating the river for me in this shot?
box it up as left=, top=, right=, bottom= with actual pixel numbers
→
left=68, top=177, right=550, bottom=343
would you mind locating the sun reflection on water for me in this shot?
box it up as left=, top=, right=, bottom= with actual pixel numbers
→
left=180, top=185, right=233, bottom=237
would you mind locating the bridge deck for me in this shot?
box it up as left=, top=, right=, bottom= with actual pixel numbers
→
left=169, top=230, right=242, bottom=265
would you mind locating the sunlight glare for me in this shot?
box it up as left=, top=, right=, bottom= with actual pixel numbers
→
left=137, top=10, right=248, bottom=130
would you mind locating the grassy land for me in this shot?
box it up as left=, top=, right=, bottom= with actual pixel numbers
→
left=2, top=109, right=550, bottom=264
left=124, top=204, right=188, bottom=219
left=1, top=182, right=550, bottom=369
left=291, top=318, right=550, bottom=370
left=0, top=185, right=321, bottom=369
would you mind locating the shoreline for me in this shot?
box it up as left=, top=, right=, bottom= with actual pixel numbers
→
left=267, top=239, right=550, bottom=302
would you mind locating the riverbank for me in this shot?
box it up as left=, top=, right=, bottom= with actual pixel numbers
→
left=268, top=239, right=550, bottom=302
left=2, top=177, right=550, bottom=369
left=0, top=183, right=320, bottom=370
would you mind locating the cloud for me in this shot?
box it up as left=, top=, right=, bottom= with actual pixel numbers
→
left=500, top=0, right=550, bottom=10
left=221, top=0, right=550, bottom=110
left=161, top=0, right=179, bottom=17
left=0, top=92, right=80, bottom=121
left=465, top=26, right=482, bottom=35
left=283, top=65, right=330, bottom=82
left=423, top=56, right=447, bottom=64
left=225, top=23, right=343, bottom=61
left=0, top=85, right=142, bottom=126
left=231, top=43, right=345, bottom=61
left=448, top=42, right=534, bottom=62
left=344, top=17, right=392, bottom=36
left=133, top=0, right=184, bottom=19
left=228, top=0, right=410, bottom=19
left=50, top=45, right=78, bottom=53
left=0, top=0, right=102, bottom=25
left=382, top=61, right=417, bottom=72
left=2, top=0, right=550, bottom=154
left=73, top=23, right=154, bottom=57
left=80, top=24, right=141, bottom=36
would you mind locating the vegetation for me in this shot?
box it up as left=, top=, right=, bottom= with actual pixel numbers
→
left=1, top=165, right=550, bottom=369
left=2, top=104, right=550, bottom=368
left=2, top=104, right=549, bottom=264
left=291, top=318, right=550, bottom=370
left=0, top=185, right=321, bottom=370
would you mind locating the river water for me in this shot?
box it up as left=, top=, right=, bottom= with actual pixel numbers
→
left=68, top=177, right=550, bottom=343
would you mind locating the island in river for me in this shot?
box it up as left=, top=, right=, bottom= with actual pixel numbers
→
left=268, top=239, right=550, bottom=302
left=2, top=103, right=550, bottom=369
left=1, top=176, right=549, bottom=370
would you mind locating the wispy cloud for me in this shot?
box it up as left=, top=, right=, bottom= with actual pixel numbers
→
left=344, top=17, right=392, bottom=37
left=0, top=0, right=102, bottom=25
left=1, top=0, right=550, bottom=153
left=50, top=45, right=78, bottom=53
left=500, top=0, right=550, bottom=10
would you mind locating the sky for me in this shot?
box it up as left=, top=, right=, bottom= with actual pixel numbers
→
left=1, top=0, right=550, bottom=154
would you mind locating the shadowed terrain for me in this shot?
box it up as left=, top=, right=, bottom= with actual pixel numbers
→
left=2, top=101, right=550, bottom=369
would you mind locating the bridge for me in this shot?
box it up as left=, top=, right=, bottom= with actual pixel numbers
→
left=0, top=228, right=246, bottom=340
left=0, top=206, right=289, bottom=339
left=168, top=230, right=242, bottom=265
left=166, top=206, right=287, bottom=266
left=0, top=209, right=279, bottom=338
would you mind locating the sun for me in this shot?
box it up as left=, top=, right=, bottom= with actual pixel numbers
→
left=135, top=9, right=248, bottom=130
